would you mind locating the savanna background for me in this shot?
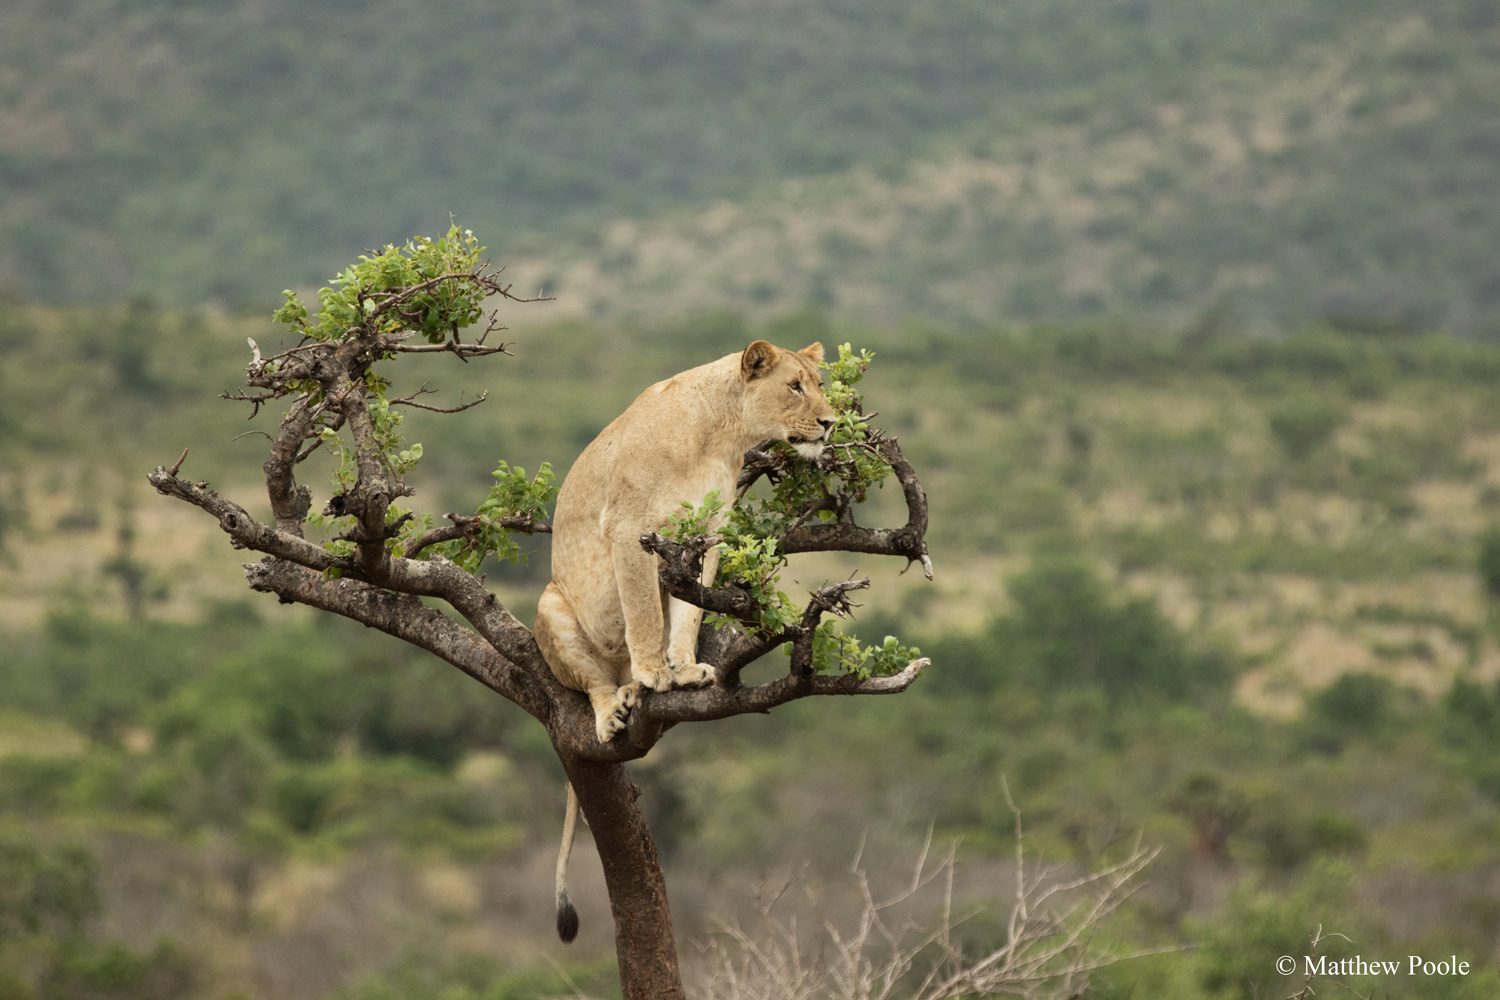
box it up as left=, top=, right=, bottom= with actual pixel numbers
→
left=4, top=1, right=1500, bottom=997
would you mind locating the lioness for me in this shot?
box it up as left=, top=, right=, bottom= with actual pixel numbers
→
left=537, top=339, right=835, bottom=941
left=535, top=339, right=836, bottom=744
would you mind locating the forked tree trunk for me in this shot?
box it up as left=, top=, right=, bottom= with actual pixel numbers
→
left=560, top=756, right=685, bottom=999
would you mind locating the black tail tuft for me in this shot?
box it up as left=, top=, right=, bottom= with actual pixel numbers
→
left=557, top=900, right=580, bottom=943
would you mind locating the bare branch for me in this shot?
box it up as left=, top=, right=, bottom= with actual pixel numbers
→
left=389, top=384, right=490, bottom=413
left=778, top=435, right=933, bottom=580
left=149, top=466, right=348, bottom=572
left=293, top=407, right=343, bottom=465
left=699, top=623, right=793, bottom=684
left=166, top=447, right=189, bottom=478
left=244, top=558, right=538, bottom=707
left=264, top=392, right=320, bottom=535
left=148, top=462, right=555, bottom=720
left=221, top=388, right=281, bottom=419
left=636, top=657, right=928, bottom=726
left=692, top=816, right=1168, bottom=1000
left=389, top=341, right=515, bottom=359
left=736, top=446, right=787, bottom=494
left=787, top=576, right=869, bottom=677
left=1283, top=925, right=1372, bottom=1000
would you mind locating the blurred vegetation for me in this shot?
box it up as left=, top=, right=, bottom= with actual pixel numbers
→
left=4, top=300, right=1500, bottom=995
left=4, top=1, right=1500, bottom=336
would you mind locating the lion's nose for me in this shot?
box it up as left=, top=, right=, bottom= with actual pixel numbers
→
left=818, top=418, right=834, bottom=436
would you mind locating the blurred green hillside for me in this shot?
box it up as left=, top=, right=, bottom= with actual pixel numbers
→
left=7, top=0, right=1499, bottom=994
left=4, top=299, right=1500, bottom=996
left=4, top=0, right=1500, bottom=333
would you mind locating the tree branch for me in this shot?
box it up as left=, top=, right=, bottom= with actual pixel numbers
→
left=404, top=511, right=552, bottom=560
left=263, top=391, right=319, bottom=535
left=642, top=533, right=870, bottom=684
left=787, top=576, right=869, bottom=676
left=636, top=657, right=928, bottom=726
left=243, top=558, right=548, bottom=720
left=642, top=532, right=763, bottom=625
left=149, top=468, right=347, bottom=572
left=388, top=385, right=490, bottom=414
left=778, top=434, right=933, bottom=579
left=148, top=462, right=554, bottom=721
left=543, top=653, right=929, bottom=764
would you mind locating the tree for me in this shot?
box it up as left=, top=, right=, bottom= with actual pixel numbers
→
left=148, top=226, right=932, bottom=998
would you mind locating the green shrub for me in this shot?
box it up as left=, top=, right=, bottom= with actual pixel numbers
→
left=0, top=757, right=80, bottom=813
left=0, top=835, right=98, bottom=937
left=1267, top=393, right=1346, bottom=460
left=1194, top=861, right=1360, bottom=999
left=1250, top=799, right=1366, bottom=871
left=43, top=941, right=199, bottom=1000
left=1478, top=526, right=1500, bottom=599
left=1301, top=673, right=1403, bottom=754
left=989, top=553, right=1235, bottom=705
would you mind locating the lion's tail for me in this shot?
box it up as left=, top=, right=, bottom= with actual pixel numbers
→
left=555, top=781, right=580, bottom=943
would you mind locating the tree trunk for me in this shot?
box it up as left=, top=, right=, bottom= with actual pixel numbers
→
left=561, top=756, right=684, bottom=999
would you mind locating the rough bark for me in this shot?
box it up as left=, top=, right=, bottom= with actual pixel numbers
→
left=562, top=757, right=684, bottom=1000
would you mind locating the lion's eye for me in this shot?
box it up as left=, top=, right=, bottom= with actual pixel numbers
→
left=790, top=381, right=804, bottom=395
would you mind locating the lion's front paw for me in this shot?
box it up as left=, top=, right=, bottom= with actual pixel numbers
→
left=669, top=662, right=718, bottom=689
left=635, top=663, right=675, bottom=692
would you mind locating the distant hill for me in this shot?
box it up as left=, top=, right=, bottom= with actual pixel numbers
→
left=4, top=0, right=1497, bottom=333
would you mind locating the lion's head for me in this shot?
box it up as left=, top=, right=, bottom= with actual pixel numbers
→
left=739, top=340, right=836, bottom=459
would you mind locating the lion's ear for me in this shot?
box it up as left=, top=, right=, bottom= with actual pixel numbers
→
left=799, top=342, right=824, bottom=364
left=741, top=340, right=779, bottom=380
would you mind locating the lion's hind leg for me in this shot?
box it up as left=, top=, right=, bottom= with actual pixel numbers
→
left=535, top=582, right=636, bottom=744
left=589, top=682, right=638, bottom=743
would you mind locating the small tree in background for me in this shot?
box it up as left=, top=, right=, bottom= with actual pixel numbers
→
left=150, top=226, right=933, bottom=998
left=1477, top=525, right=1500, bottom=601
left=1267, top=393, right=1346, bottom=461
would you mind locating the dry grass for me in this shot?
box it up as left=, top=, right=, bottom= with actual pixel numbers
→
left=688, top=788, right=1168, bottom=1000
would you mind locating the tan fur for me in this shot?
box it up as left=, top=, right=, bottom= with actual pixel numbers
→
left=535, top=339, right=835, bottom=743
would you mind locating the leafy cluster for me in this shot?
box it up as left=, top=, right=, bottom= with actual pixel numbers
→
left=716, top=533, right=796, bottom=636
left=262, top=225, right=557, bottom=574
left=808, top=623, right=923, bottom=680
left=665, top=489, right=726, bottom=541
left=666, top=490, right=800, bottom=635
left=765, top=343, right=893, bottom=522
left=423, top=462, right=558, bottom=571
left=271, top=225, right=487, bottom=345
